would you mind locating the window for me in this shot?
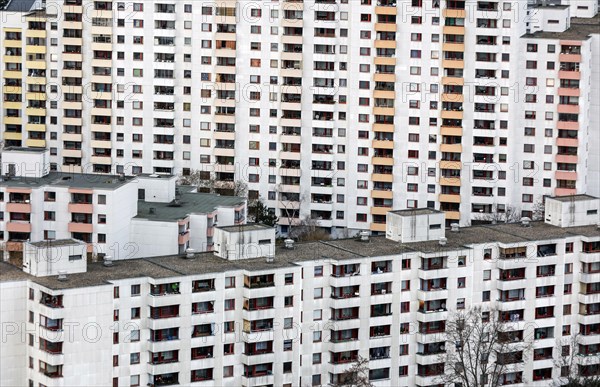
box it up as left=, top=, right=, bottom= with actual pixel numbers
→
left=131, top=284, right=140, bottom=296
left=314, top=266, right=323, bottom=277
left=314, top=288, right=323, bottom=299
left=225, top=277, right=235, bottom=288
left=224, top=299, right=235, bottom=311
left=483, top=270, right=491, bottom=281
left=458, top=278, right=466, bottom=288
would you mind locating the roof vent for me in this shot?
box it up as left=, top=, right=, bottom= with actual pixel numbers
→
left=439, top=237, right=448, bottom=246
left=360, top=230, right=370, bottom=242
left=265, top=254, right=275, bottom=263
left=185, top=248, right=196, bottom=259
left=450, top=223, right=460, bottom=232
left=284, top=238, right=295, bottom=249
left=118, top=173, right=126, bottom=181
left=520, top=217, right=531, bottom=227
left=57, top=270, right=68, bottom=281
left=103, top=255, right=114, bottom=267
left=149, top=207, right=156, bottom=214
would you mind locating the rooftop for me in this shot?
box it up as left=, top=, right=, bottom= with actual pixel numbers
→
left=28, top=239, right=85, bottom=248
left=549, top=194, right=598, bottom=202
left=0, top=172, right=135, bottom=190
left=1, top=222, right=597, bottom=290
left=0, top=0, right=37, bottom=12
left=135, top=192, right=245, bottom=221
left=2, top=146, right=47, bottom=153
left=523, top=13, right=600, bottom=40
left=389, top=208, right=443, bottom=216
left=218, top=223, right=273, bottom=232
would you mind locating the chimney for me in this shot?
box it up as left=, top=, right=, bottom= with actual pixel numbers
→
left=520, top=217, right=531, bottom=227
left=284, top=238, right=295, bottom=249
left=103, top=255, right=114, bottom=267
left=439, top=237, right=447, bottom=246
left=265, top=254, right=275, bottom=263
left=450, top=223, right=460, bottom=232
left=185, top=248, right=196, bottom=259
left=149, top=207, right=156, bottom=215
left=359, top=230, right=370, bottom=242
left=57, top=270, right=68, bottom=281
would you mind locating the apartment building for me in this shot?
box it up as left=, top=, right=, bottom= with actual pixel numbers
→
left=0, top=147, right=247, bottom=259
left=1, top=0, right=599, bottom=234
left=0, top=195, right=598, bottom=387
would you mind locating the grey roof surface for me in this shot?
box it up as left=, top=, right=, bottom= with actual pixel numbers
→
left=29, top=239, right=85, bottom=248
left=218, top=224, right=273, bottom=232
left=389, top=208, right=443, bottom=216
left=0, top=172, right=135, bottom=190
left=550, top=194, right=598, bottom=202
left=2, top=222, right=598, bottom=290
left=1, top=0, right=36, bottom=12
left=2, top=146, right=46, bottom=153
left=136, top=192, right=245, bottom=221
left=523, top=13, right=600, bottom=40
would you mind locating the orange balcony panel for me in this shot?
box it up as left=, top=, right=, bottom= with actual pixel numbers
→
left=556, top=154, right=578, bottom=164
left=6, top=222, right=32, bottom=233
left=443, top=9, right=466, bottom=18
left=371, top=206, right=391, bottom=216
left=68, top=203, right=93, bottom=214
left=442, top=76, right=464, bottom=85
left=375, top=6, right=397, bottom=15
left=442, top=42, right=465, bottom=52
left=4, top=241, right=24, bottom=252
left=374, top=57, right=396, bottom=66
left=557, top=121, right=579, bottom=130
left=559, top=53, right=582, bottom=63
left=6, top=203, right=31, bottom=213
left=440, top=177, right=461, bottom=187
left=558, top=70, right=581, bottom=80
left=439, top=194, right=461, bottom=204
left=178, top=232, right=190, bottom=245
left=442, top=60, right=464, bottom=69
left=371, top=190, right=393, bottom=199
left=372, top=140, right=394, bottom=149
left=372, top=107, right=395, bottom=116
left=555, top=188, right=577, bottom=196
left=371, top=173, right=393, bottom=183
left=371, top=156, right=394, bottom=166
left=372, top=123, right=395, bottom=133
left=557, top=88, right=580, bottom=97
left=440, top=126, right=463, bottom=136
left=444, top=211, right=461, bottom=220
left=68, top=223, right=93, bottom=233
left=439, top=161, right=462, bottom=170
left=441, top=93, right=464, bottom=102
left=557, top=104, right=580, bottom=114
left=373, top=73, right=396, bottom=83
left=443, top=26, right=465, bottom=35
left=370, top=223, right=387, bottom=232
left=441, top=110, right=463, bottom=120
left=373, top=90, right=395, bottom=99
left=556, top=138, right=578, bottom=147
left=374, top=40, right=396, bottom=49
left=374, top=23, right=397, bottom=32
left=555, top=171, right=577, bottom=181
left=440, top=144, right=462, bottom=153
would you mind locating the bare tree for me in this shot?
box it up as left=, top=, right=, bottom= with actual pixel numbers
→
left=553, top=334, right=600, bottom=387
left=178, top=170, right=247, bottom=197
left=437, top=306, right=533, bottom=387
left=475, top=204, right=522, bottom=224
left=331, top=356, right=373, bottom=387
left=289, top=215, right=330, bottom=242
left=275, top=184, right=304, bottom=234
left=532, top=196, right=546, bottom=221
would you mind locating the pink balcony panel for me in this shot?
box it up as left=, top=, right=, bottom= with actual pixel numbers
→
left=557, top=104, right=580, bottom=114
left=5, top=188, right=32, bottom=194
left=68, top=203, right=93, bottom=214
left=207, top=227, right=214, bottom=237
left=556, top=138, right=578, bottom=147
left=557, top=88, right=580, bottom=97
left=6, top=203, right=31, bottom=213
left=556, top=155, right=578, bottom=164
left=178, top=231, right=190, bottom=245
left=560, top=40, right=583, bottom=46
left=68, top=222, right=93, bottom=233
left=555, top=171, right=578, bottom=181
left=178, top=217, right=190, bottom=226
left=558, top=70, right=581, bottom=80
left=6, top=222, right=32, bottom=233
left=557, top=121, right=579, bottom=130
left=5, top=242, right=23, bottom=252
left=68, top=188, right=93, bottom=194
left=87, top=244, right=95, bottom=253
left=559, top=53, right=582, bottom=63
left=555, top=188, right=577, bottom=196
